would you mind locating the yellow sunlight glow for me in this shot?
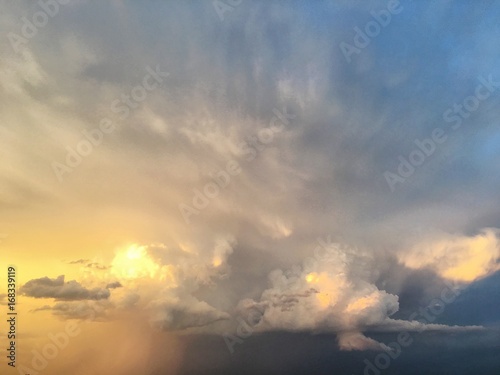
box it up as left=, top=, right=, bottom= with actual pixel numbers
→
left=212, top=256, right=222, bottom=267
left=306, top=272, right=319, bottom=283
left=112, top=244, right=160, bottom=280
left=305, top=272, right=340, bottom=307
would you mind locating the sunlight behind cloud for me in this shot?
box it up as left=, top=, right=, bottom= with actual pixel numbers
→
left=111, top=244, right=161, bottom=280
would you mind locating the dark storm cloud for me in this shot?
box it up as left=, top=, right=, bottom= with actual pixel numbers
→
left=171, top=330, right=500, bottom=375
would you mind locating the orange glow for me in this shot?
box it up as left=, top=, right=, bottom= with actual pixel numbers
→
left=212, top=256, right=222, bottom=267
left=111, top=244, right=160, bottom=280
left=317, top=292, right=331, bottom=307
left=442, top=235, right=499, bottom=281
left=400, top=230, right=500, bottom=282
left=306, top=272, right=320, bottom=283
left=304, top=272, right=343, bottom=307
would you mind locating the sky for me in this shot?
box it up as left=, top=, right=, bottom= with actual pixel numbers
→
left=1, top=1, right=500, bottom=374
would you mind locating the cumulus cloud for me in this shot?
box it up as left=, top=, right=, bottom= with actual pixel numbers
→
left=23, top=239, right=236, bottom=330
left=399, top=229, right=500, bottom=282
left=20, top=275, right=110, bottom=301
left=235, top=245, right=399, bottom=347
left=237, top=242, right=485, bottom=350
left=122, top=240, right=235, bottom=330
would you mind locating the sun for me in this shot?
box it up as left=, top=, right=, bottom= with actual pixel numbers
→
left=111, top=244, right=160, bottom=280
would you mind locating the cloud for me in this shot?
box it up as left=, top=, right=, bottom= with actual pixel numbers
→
left=117, top=292, right=140, bottom=309
left=111, top=244, right=167, bottom=281
left=236, top=245, right=399, bottom=347
left=371, top=319, right=484, bottom=333
left=68, top=259, right=90, bottom=264
left=211, top=235, right=235, bottom=268
left=3, top=2, right=500, bottom=365
left=20, top=275, right=110, bottom=301
left=25, top=240, right=235, bottom=328
left=106, top=281, right=123, bottom=289
left=399, top=229, right=500, bottom=282
left=87, top=262, right=110, bottom=270
left=69, top=259, right=109, bottom=270
left=109, top=241, right=234, bottom=330
left=237, top=242, right=484, bottom=350
left=149, top=296, right=230, bottom=331
left=337, top=332, right=392, bottom=351
left=31, top=301, right=108, bottom=320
